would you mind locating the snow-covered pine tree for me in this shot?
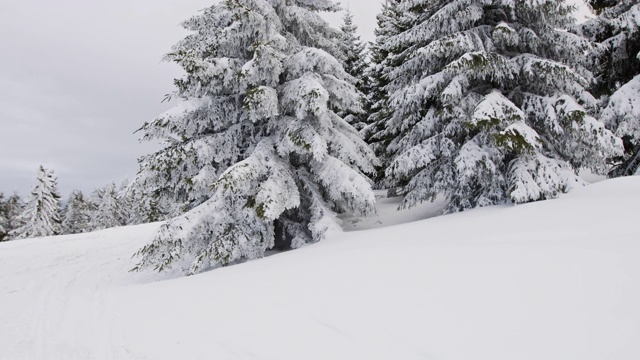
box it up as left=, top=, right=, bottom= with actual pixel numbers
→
left=86, top=186, right=103, bottom=231
left=581, top=0, right=640, bottom=176
left=137, top=196, right=168, bottom=225
left=582, top=0, right=640, bottom=98
left=85, top=187, right=101, bottom=226
left=134, top=0, right=377, bottom=274
left=0, top=193, right=8, bottom=241
left=4, top=194, right=25, bottom=240
left=10, top=166, right=62, bottom=239
left=62, top=190, right=91, bottom=234
left=89, top=182, right=126, bottom=231
left=128, top=189, right=170, bottom=225
left=362, top=0, right=412, bottom=168
left=116, top=178, right=134, bottom=226
left=338, top=11, right=369, bottom=129
left=379, top=0, right=623, bottom=213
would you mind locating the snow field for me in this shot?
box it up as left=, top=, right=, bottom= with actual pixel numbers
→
left=1, top=177, right=639, bottom=359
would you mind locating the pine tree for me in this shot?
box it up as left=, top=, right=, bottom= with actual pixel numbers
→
left=62, top=190, right=91, bottom=234
left=10, top=166, right=62, bottom=239
left=116, top=178, right=134, bottom=226
left=89, top=182, right=125, bottom=231
left=378, top=0, right=623, bottom=213
left=338, top=11, right=369, bottom=129
left=0, top=193, right=9, bottom=241
left=4, top=194, right=25, bottom=239
left=131, top=191, right=170, bottom=225
left=133, top=0, right=377, bottom=274
left=581, top=0, right=640, bottom=176
left=582, top=0, right=640, bottom=98
left=362, top=0, right=412, bottom=168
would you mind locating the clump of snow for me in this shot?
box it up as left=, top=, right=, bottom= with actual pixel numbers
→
left=601, top=75, right=640, bottom=140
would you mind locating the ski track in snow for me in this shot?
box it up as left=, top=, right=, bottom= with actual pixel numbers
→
left=1, top=178, right=640, bottom=359
left=0, top=226, right=165, bottom=360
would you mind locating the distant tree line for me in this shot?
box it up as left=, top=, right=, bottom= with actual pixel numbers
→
left=0, top=166, right=171, bottom=242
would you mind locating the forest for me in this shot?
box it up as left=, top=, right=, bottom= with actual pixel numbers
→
left=1, top=0, right=638, bottom=275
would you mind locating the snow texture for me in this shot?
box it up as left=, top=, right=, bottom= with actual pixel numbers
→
left=601, top=75, right=640, bottom=140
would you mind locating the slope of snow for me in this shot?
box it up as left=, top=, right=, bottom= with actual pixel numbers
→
left=340, top=190, right=448, bottom=231
left=1, top=178, right=639, bottom=360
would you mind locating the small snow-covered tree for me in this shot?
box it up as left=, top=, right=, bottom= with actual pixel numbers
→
left=133, top=0, right=377, bottom=274
left=378, top=0, right=623, bottom=213
left=338, top=11, right=369, bottom=129
left=115, top=178, right=135, bottom=226
left=62, top=190, right=91, bottom=234
left=0, top=193, right=8, bottom=241
left=581, top=0, right=640, bottom=176
left=89, top=182, right=126, bottom=231
left=4, top=194, right=25, bottom=240
left=10, top=166, right=62, bottom=239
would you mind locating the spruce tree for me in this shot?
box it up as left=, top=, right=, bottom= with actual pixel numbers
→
left=116, top=179, right=135, bottom=226
left=128, top=174, right=177, bottom=224
left=338, top=11, right=369, bottom=129
left=134, top=0, right=377, bottom=274
left=90, top=182, right=125, bottom=231
left=62, top=190, right=91, bottom=234
left=128, top=188, right=170, bottom=225
left=4, top=194, right=25, bottom=239
left=581, top=0, right=640, bottom=176
left=10, top=166, right=62, bottom=239
left=0, top=193, right=8, bottom=241
left=378, top=0, right=622, bottom=213
left=582, top=0, right=640, bottom=98
left=363, top=0, right=412, bottom=169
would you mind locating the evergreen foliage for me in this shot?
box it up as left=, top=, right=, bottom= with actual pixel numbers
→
left=90, top=182, right=126, bottom=231
left=0, top=193, right=8, bottom=241
left=582, top=0, right=640, bottom=97
left=362, top=0, right=410, bottom=172
left=10, top=166, right=62, bottom=239
left=338, top=11, right=369, bottom=129
left=62, top=190, right=92, bottom=234
left=604, top=75, right=640, bottom=176
left=580, top=0, right=640, bottom=176
left=4, top=194, right=25, bottom=239
left=376, top=0, right=623, bottom=213
left=116, top=179, right=135, bottom=226
left=134, top=0, right=377, bottom=274
left=129, top=189, right=171, bottom=225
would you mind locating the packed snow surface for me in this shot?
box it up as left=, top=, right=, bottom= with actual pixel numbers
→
left=1, top=178, right=639, bottom=360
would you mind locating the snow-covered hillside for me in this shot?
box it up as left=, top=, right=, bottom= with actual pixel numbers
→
left=1, top=178, right=639, bottom=360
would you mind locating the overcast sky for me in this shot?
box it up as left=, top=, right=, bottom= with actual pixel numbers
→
left=0, top=0, right=381, bottom=198
left=0, top=0, right=589, bottom=198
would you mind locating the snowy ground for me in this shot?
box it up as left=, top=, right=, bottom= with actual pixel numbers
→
left=1, top=177, right=639, bottom=360
left=340, top=190, right=448, bottom=231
